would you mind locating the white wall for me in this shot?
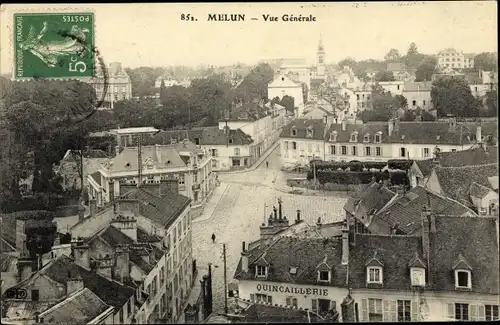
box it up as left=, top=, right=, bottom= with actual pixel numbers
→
left=403, top=91, right=432, bottom=110
left=268, top=86, right=304, bottom=108
left=281, top=138, right=325, bottom=166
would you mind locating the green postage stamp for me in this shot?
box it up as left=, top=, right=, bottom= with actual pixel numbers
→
left=13, top=12, right=95, bottom=79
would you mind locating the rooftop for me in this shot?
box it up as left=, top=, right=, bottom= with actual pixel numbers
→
left=110, top=127, right=159, bottom=135
left=436, top=146, right=498, bottom=167
left=268, top=75, right=301, bottom=88
left=280, top=119, right=328, bottom=141
left=145, top=127, right=253, bottom=146
left=403, top=81, right=433, bottom=92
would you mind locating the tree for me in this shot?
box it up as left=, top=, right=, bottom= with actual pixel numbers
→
left=384, top=49, right=401, bottom=62
left=484, top=90, right=498, bottom=117
left=337, top=57, right=357, bottom=69
left=235, top=63, right=274, bottom=102
left=415, top=57, right=437, bottom=82
left=279, top=95, right=295, bottom=111
left=190, top=75, right=234, bottom=126
left=407, top=42, right=419, bottom=57
left=473, top=52, right=498, bottom=71
left=374, top=70, right=395, bottom=82
left=431, top=77, right=480, bottom=117
left=113, top=98, right=158, bottom=128
left=421, top=110, right=436, bottom=121
left=159, top=85, right=191, bottom=128
left=126, top=66, right=165, bottom=98
left=401, top=110, right=416, bottom=121
left=393, top=95, right=408, bottom=110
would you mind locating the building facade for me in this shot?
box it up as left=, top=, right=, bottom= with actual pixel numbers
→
left=402, top=81, right=433, bottom=110
left=89, top=62, right=133, bottom=109
left=268, top=75, right=305, bottom=115
left=437, top=48, right=475, bottom=70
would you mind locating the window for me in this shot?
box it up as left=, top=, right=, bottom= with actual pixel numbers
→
left=292, top=142, right=297, bottom=150
left=367, top=266, right=382, bottom=284
left=455, top=270, right=471, bottom=289
left=350, top=132, right=358, bottom=142
left=330, top=145, right=336, bottom=155
left=351, top=146, right=357, bottom=156
left=412, top=100, right=416, bottom=106
left=368, top=298, right=383, bottom=322
left=451, top=149, right=457, bottom=152
left=364, top=134, right=370, bottom=142
left=316, top=144, right=320, bottom=152
left=291, top=128, right=297, bottom=136
left=400, top=147, right=407, bottom=158
left=374, top=134, right=381, bottom=143
left=307, top=143, right=312, bottom=153
left=397, top=85, right=400, bottom=90
left=31, top=289, right=40, bottom=301
left=455, top=303, right=469, bottom=321
left=256, top=265, right=267, bottom=278
left=284, top=141, right=289, bottom=150
left=397, top=300, right=411, bottom=322
left=318, top=270, right=330, bottom=282
left=286, top=297, right=298, bottom=307
left=485, top=305, right=499, bottom=321
left=376, top=147, right=381, bottom=156
left=211, top=149, right=217, bottom=157
left=306, top=129, right=314, bottom=138
left=423, top=148, right=430, bottom=158
left=365, top=147, right=371, bottom=156
left=234, top=148, right=240, bottom=156
left=411, top=268, right=426, bottom=286
left=330, top=132, right=337, bottom=141
left=256, top=294, right=271, bottom=303
left=423, top=100, right=426, bottom=106
left=341, top=146, right=347, bottom=155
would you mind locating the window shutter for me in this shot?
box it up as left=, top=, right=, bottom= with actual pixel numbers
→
left=312, top=299, right=318, bottom=312
left=411, top=301, right=419, bottom=321
left=447, top=303, right=455, bottom=320
left=383, top=300, right=390, bottom=322
left=470, top=304, right=477, bottom=321
left=361, top=299, right=368, bottom=322
left=331, top=300, right=337, bottom=312
left=390, top=301, right=397, bottom=322
left=250, top=294, right=255, bottom=302
left=478, top=305, right=485, bottom=321
left=286, top=297, right=291, bottom=306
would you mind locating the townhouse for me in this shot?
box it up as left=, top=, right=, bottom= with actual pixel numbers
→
left=402, top=81, right=433, bottom=110
left=279, top=116, right=494, bottom=167
left=233, top=208, right=500, bottom=322
left=87, top=140, right=215, bottom=207
left=144, top=127, right=254, bottom=171
left=437, top=48, right=474, bottom=70
left=70, top=180, right=194, bottom=323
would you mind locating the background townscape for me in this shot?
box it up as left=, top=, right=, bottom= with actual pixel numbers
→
left=1, top=3, right=499, bottom=325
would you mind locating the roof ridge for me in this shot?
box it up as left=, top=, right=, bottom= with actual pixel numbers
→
left=437, top=163, right=498, bottom=169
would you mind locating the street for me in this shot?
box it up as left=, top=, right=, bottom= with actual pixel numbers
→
left=191, top=144, right=349, bottom=313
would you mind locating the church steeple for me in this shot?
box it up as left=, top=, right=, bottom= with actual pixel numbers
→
left=317, top=34, right=325, bottom=77
left=318, top=34, right=324, bottom=52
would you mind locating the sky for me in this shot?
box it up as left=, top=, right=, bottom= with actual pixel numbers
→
left=1, top=1, right=497, bottom=73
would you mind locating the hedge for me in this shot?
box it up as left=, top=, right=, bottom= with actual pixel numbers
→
left=307, top=170, right=409, bottom=185
left=311, top=161, right=388, bottom=172
left=387, top=159, right=414, bottom=171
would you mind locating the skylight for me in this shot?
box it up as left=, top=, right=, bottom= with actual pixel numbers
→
left=289, top=267, right=298, bottom=275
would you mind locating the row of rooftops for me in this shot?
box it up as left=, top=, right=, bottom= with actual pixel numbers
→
left=280, top=117, right=498, bottom=146
left=234, top=212, right=499, bottom=295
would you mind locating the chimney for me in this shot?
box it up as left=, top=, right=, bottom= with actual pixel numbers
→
left=316, top=217, right=322, bottom=229
left=160, top=179, right=179, bottom=195
left=114, top=244, right=130, bottom=282
left=341, top=228, right=349, bottom=265
left=89, top=199, right=97, bottom=217
left=66, top=271, right=84, bottom=295
left=341, top=119, right=347, bottom=131
left=388, top=118, right=394, bottom=136
left=273, top=206, right=278, bottom=219
left=77, top=199, right=85, bottom=222
left=323, top=114, right=328, bottom=124
left=155, top=144, right=162, bottom=164
left=421, top=206, right=431, bottom=260
left=278, top=199, right=283, bottom=219
left=391, top=222, right=400, bottom=235
left=95, top=254, right=113, bottom=279
left=241, top=242, right=249, bottom=272
left=110, top=215, right=137, bottom=242
left=476, top=119, right=482, bottom=145
left=73, top=242, right=90, bottom=270
left=295, top=209, right=301, bottom=224
left=115, top=146, right=120, bottom=158
left=17, top=256, right=33, bottom=282
left=394, top=117, right=400, bottom=133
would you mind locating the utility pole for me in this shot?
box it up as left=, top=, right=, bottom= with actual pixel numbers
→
left=223, top=243, right=228, bottom=314
left=137, top=133, right=143, bottom=187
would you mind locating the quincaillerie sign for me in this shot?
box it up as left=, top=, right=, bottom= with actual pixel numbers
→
left=256, top=284, right=329, bottom=297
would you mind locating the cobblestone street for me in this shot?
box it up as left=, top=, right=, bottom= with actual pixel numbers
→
left=191, top=145, right=350, bottom=313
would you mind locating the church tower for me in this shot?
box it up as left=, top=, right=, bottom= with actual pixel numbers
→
left=317, top=34, right=326, bottom=77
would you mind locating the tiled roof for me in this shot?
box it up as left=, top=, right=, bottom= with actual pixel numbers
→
left=0, top=215, right=17, bottom=249
left=228, top=103, right=270, bottom=122
left=434, top=164, right=498, bottom=203
left=268, top=75, right=301, bottom=88
left=430, top=215, right=499, bottom=294
left=280, top=119, right=328, bottom=140
left=89, top=171, right=101, bottom=186
left=372, top=186, right=477, bottom=234
left=2, top=300, right=54, bottom=320
left=106, top=145, right=187, bottom=173
left=326, top=123, right=389, bottom=143
left=385, top=122, right=477, bottom=145
left=465, top=72, right=482, bottom=84
left=344, top=182, right=395, bottom=215
left=403, top=81, right=433, bottom=92
left=349, top=234, right=423, bottom=290
left=468, top=182, right=492, bottom=199
left=137, top=227, right=162, bottom=243
left=39, top=288, right=111, bottom=324
left=234, top=237, right=347, bottom=287
left=26, top=255, right=136, bottom=309
left=146, top=127, right=253, bottom=146
left=63, top=149, right=109, bottom=160
left=414, top=159, right=434, bottom=177
left=437, top=146, right=498, bottom=167
left=120, top=188, right=191, bottom=228
left=0, top=238, right=16, bottom=254
left=0, top=253, right=17, bottom=272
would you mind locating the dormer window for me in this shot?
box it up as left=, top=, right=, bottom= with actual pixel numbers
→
left=317, top=270, right=331, bottom=282
left=291, top=128, right=297, bottom=136
left=453, top=253, right=472, bottom=289
left=289, top=267, right=297, bottom=275
left=364, top=134, right=370, bottom=142
left=330, top=131, right=337, bottom=142
left=367, top=266, right=383, bottom=284
left=411, top=268, right=426, bottom=286
left=256, top=265, right=267, bottom=278
left=350, top=132, right=358, bottom=142
left=374, top=132, right=382, bottom=143
left=306, top=129, right=314, bottom=138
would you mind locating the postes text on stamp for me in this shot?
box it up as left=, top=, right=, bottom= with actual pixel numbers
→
left=14, top=12, right=95, bottom=79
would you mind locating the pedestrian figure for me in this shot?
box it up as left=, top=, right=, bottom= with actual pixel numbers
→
left=211, top=233, right=216, bottom=243
left=266, top=161, right=269, bottom=168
